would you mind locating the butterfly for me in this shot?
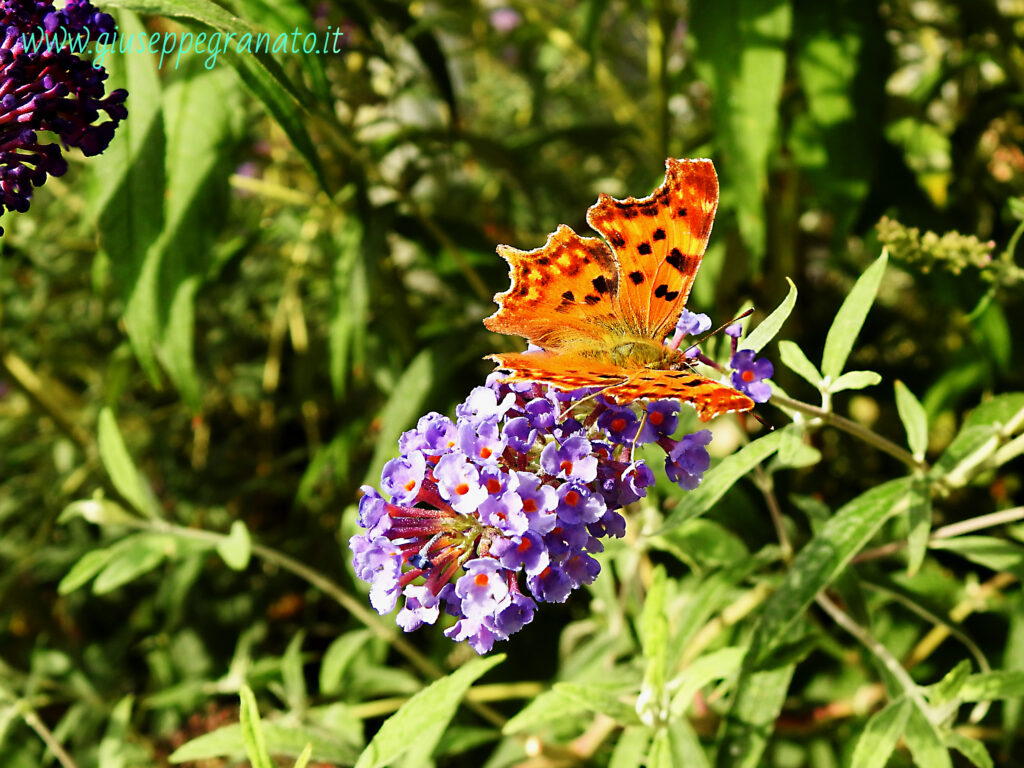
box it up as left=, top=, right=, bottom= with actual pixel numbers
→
left=483, top=158, right=754, bottom=422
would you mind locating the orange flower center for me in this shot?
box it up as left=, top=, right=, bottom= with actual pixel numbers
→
left=559, top=459, right=574, bottom=474
left=480, top=446, right=492, bottom=459
left=564, top=490, right=580, bottom=506
left=474, top=573, right=490, bottom=587
left=649, top=411, right=664, bottom=425
left=517, top=538, right=533, bottom=552
left=611, top=418, right=626, bottom=432
left=486, top=478, right=502, bottom=494
left=742, top=370, right=756, bottom=382
left=523, top=498, right=537, bottom=513
left=455, top=483, right=470, bottom=496
left=403, top=480, right=416, bottom=492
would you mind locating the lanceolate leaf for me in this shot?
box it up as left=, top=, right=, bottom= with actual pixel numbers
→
left=747, top=478, right=912, bottom=667
left=820, top=250, right=888, bottom=379
left=715, top=665, right=795, bottom=768
left=778, top=340, right=823, bottom=388
left=850, top=697, right=912, bottom=768
left=744, top=277, right=797, bottom=354
left=895, top=380, right=929, bottom=458
left=354, top=655, right=503, bottom=768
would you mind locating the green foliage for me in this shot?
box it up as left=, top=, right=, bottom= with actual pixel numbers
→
left=1, top=0, right=1024, bottom=767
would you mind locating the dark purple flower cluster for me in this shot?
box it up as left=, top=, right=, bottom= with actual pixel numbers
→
left=0, top=0, right=127, bottom=231
left=351, top=310, right=774, bottom=654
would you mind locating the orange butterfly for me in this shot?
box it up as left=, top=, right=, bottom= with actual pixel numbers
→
left=484, top=158, right=754, bottom=422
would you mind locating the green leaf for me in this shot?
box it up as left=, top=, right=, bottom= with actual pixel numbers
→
left=92, top=534, right=171, bottom=594
left=216, top=520, right=251, bottom=571
left=942, top=731, right=994, bottom=768
left=850, top=697, right=912, bottom=768
left=98, top=407, right=159, bottom=519
left=778, top=340, right=823, bottom=388
left=640, top=566, right=669, bottom=702
left=58, top=548, right=117, bottom=595
left=821, top=250, right=888, bottom=379
left=774, top=423, right=822, bottom=469
left=170, top=722, right=357, bottom=764
left=281, top=631, right=307, bottom=713
left=668, top=647, right=746, bottom=718
left=363, top=349, right=437, bottom=486
left=895, top=380, right=929, bottom=459
left=329, top=220, right=369, bottom=399
left=715, top=665, right=795, bottom=768
left=903, top=707, right=953, bottom=768
left=502, top=689, right=591, bottom=734
left=58, top=499, right=138, bottom=527
left=355, top=654, right=503, bottom=768
left=744, top=277, right=797, bottom=354
left=103, top=0, right=329, bottom=191
left=660, top=430, right=784, bottom=533
left=1009, top=197, right=1024, bottom=220
left=691, top=0, right=792, bottom=268
left=320, top=630, right=373, bottom=696
left=827, top=370, right=881, bottom=393
left=292, top=742, right=314, bottom=768
left=551, top=683, right=642, bottom=726
left=960, top=670, right=1024, bottom=701
left=747, top=478, right=912, bottom=666
left=928, top=537, right=1024, bottom=580
left=927, top=660, right=972, bottom=705
left=905, top=479, right=932, bottom=577
left=608, top=726, right=651, bottom=768
left=94, top=10, right=166, bottom=383
left=239, top=685, right=274, bottom=768
left=650, top=519, right=748, bottom=571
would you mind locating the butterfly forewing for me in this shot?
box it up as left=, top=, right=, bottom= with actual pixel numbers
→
left=587, top=159, right=718, bottom=340
left=483, top=224, right=620, bottom=353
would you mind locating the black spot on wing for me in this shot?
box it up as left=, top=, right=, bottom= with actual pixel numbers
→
left=592, top=276, right=610, bottom=294
left=629, top=271, right=645, bottom=285
left=653, top=228, right=666, bottom=240
left=638, top=242, right=652, bottom=255
left=666, top=248, right=685, bottom=271
left=676, top=207, right=688, bottom=217
left=584, top=294, right=601, bottom=305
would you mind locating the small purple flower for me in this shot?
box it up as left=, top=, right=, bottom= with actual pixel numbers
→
left=527, top=565, right=573, bottom=603
left=380, top=451, right=426, bottom=504
left=445, top=615, right=500, bottom=655
left=456, top=386, right=515, bottom=424
left=597, top=404, right=640, bottom=445
left=524, top=397, right=557, bottom=430
left=555, top=480, right=605, bottom=525
left=434, top=453, right=488, bottom=514
left=494, top=590, right=536, bottom=635
left=479, top=491, right=527, bottom=536
left=730, top=349, right=773, bottom=403
left=399, top=412, right=456, bottom=456
left=503, top=416, right=538, bottom=453
left=0, top=0, right=128, bottom=232
left=725, top=322, right=743, bottom=338
left=489, top=7, right=521, bottom=33
left=514, top=472, right=558, bottom=534
left=540, top=435, right=597, bottom=482
left=618, top=461, right=656, bottom=507
left=350, top=535, right=403, bottom=614
left=457, top=419, right=506, bottom=464
left=638, top=400, right=679, bottom=443
left=676, top=309, right=712, bottom=337
left=665, top=429, right=712, bottom=490
left=492, top=530, right=549, bottom=574
left=396, top=584, right=441, bottom=631
left=455, top=558, right=510, bottom=619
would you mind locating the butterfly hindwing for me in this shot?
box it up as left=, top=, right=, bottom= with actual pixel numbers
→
left=586, top=159, right=718, bottom=341
left=488, top=352, right=754, bottom=422
left=484, top=225, right=619, bottom=354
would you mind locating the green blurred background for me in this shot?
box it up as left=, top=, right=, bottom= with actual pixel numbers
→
left=1, top=0, right=1023, bottom=765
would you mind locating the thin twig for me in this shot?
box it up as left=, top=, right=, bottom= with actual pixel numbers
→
left=815, top=592, right=933, bottom=720
left=19, top=705, right=80, bottom=768
left=753, top=464, right=792, bottom=563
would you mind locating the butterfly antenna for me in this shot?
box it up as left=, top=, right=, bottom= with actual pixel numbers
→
left=691, top=307, right=755, bottom=349
left=628, top=409, right=649, bottom=462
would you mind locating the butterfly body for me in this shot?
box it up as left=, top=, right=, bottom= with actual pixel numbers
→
left=485, top=159, right=755, bottom=422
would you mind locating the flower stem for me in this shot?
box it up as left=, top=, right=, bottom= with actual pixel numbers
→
left=18, top=704, right=80, bottom=768
left=770, top=393, right=926, bottom=471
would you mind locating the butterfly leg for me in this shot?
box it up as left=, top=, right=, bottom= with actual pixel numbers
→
left=555, top=377, right=633, bottom=422
left=628, top=409, right=649, bottom=462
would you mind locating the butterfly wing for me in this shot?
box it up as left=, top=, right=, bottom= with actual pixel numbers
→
left=586, top=158, right=718, bottom=341
left=483, top=224, right=620, bottom=355
left=489, top=352, right=753, bottom=422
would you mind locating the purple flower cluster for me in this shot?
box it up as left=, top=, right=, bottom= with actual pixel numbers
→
left=0, top=0, right=127, bottom=231
left=351, top=310, right=774, bottom=654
